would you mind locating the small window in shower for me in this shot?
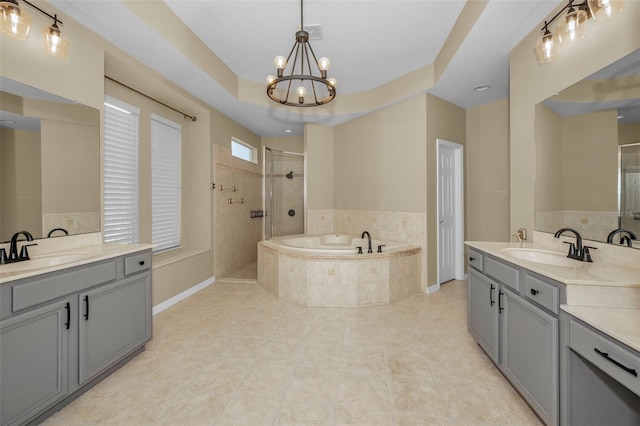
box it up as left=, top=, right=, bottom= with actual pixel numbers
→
left=231, top=138, right=257, bottom=164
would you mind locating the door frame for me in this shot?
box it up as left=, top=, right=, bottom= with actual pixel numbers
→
left=436, top=139, right=465, bottom=290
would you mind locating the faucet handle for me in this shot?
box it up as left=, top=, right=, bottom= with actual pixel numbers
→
left=377, top=244, right=386, bottom=253
left=19, top=243, right=37, bottom=260
left=583, top=246, right=597, bottom=263
left=562, top=241, right=576, bottom=255
left=0, top=248, right=7, bottom=264
left=356, top=246, right=363, bottom=254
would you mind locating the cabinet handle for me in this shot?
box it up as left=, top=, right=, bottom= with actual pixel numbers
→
left=469, top=256, right=475, bottom=261
left=530, top=288, right=539, bottom=296
left=139, top=260, right=145, bottom=266
left=498, top=290, right=504, bottom=313
left=64, top=302, right=70, bottom=330
left=594, top=348, right=638, bottom=377
left=84, top=295, right=90, bottom=321
left=489, top=284, right=495, bottom=306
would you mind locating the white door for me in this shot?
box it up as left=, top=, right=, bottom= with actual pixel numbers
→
left=438, top=145, right=456, bottom=283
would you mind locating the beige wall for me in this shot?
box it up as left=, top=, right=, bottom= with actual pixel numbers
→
left=535, top=103, right=563, bottom=213
left=619, top=123, right=640, bottom=145
left=334, top=94, right=427, bottom=212
left=466, top=98, right=510, bottom=242
left=0, top=128, right=42, bottom=241
left=560, top=111, right=618, bottom=212
left=305, top=123, right=335, bottom=211
left=262, top=136, right=304, bottom=154
left=509, top=1, right=640, bottom=237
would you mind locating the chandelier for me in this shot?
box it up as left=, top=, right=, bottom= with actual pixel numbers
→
left=266, top=0, right=336, bottom=107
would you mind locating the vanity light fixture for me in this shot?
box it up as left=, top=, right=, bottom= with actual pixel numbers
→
left=535, top=0, right=623, bottom=64
left=266, top=0, right=336, bottom=107
left=0, top=0, right=69, bottom=58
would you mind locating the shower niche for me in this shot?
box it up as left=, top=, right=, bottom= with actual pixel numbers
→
left=263, top=147, right=305, bottom=239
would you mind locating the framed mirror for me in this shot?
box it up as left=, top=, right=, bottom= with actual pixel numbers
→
left=1, top=77, right=100, bottom=243
left=535, top=49, right=640, bottom=249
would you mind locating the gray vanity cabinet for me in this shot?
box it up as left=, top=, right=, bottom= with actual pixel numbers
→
left=500, top=287, right=558, bottom=424
left=467, top=247, right=562, bottom=426
left=79, top=273, right=151, bottom=385
left=0, top=250, right=152, bottom=426
left=468, top=269, right=499, bottom=363
left=0, top=301, right=69, bottom=426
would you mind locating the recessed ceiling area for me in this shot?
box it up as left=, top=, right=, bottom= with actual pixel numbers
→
left=50, top=0, right=563, bottom=137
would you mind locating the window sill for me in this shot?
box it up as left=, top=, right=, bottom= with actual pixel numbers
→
left=152, top=247, right=210, bottom=269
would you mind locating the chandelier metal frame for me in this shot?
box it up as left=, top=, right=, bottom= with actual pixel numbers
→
left=266, top=0, right=336, bottom=107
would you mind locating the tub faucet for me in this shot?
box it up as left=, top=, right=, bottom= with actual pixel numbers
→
left=8, top=230, right=36, bottom=262
left=606, top=229, right=636, bottom=247
left=361, top=231, right=372, bottom=253
left=553, top=227, right=595, bottom=262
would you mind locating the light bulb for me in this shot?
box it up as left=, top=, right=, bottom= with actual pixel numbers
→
left=318, top=57, right=331, bottom=71
left=535, top=29, right=559, bottom=64
left=327, top=78, right=337, bottom=88
left=274, top=55, right=287, bottom=69
left=266, top=75, right=276, bottom=85
left=587, top=0, right=623, bottom=21
left=296, top=86, right=307, bottom=97
left=558, top=7, right=587, bottom=48
left=0, top=1, right=31, bottom=40
left=43, top=22, right=69, bottom=58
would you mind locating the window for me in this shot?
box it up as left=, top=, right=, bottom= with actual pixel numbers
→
left=151, top=114, right=181, bottom=252
left=231, top=138, right=257, bottom=163
left=103, top=96, right=140, bottom=243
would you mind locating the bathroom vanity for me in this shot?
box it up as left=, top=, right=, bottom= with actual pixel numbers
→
left=466, top=240, right=639, bottom=426
left=0, top=242, right=153, bottom=426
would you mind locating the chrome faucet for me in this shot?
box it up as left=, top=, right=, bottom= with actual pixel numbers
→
left=361, top=231, right=373, bottom=253
left=553, top=227, right=595, bottom=262
left=606, top=229, right=636, bottom=247
left=5, top=230, right=36, bottom=263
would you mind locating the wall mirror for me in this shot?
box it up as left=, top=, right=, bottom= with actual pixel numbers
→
left=535, top=49, right=640, bottom=249
left=1, top=76, right=100, bottom=243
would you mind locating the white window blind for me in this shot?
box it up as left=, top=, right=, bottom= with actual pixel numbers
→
left=231, top=138, right=257, bottom=163
left=103, top=96, right=140, bottom=243
left=151, top=114, right=181, bottom=252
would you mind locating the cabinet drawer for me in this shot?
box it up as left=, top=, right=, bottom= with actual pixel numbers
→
left=12, top=261, right=117, bottom=312
left=570, top=319, right=640, bottom=397
left=485, top=257, right=520, bottom=291
left=468, top=249, right=484, bottom=271
left=524, top=273, right=560, bottom=314
left=124, top=252, right=151, bottom=276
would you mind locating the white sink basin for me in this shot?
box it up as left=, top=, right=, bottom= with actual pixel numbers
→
left=500, top=248, right=582, bottom=268
left=0, top=253, right=87, bottom=273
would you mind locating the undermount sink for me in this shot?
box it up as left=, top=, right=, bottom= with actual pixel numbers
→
left=500, top=248, right=582, bottom=267
left=0, top=252, right=87, bottom=273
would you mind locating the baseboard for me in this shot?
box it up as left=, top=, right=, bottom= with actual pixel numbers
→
left=152, top=276, right=215, bottom=316
left=426, top=283, right=440, bottom=294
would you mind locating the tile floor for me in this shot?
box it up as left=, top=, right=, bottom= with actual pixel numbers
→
left=43, top=279, right=542, bottom=426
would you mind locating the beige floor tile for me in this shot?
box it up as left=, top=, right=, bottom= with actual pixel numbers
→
left=389, top=376, right=449, bottom=418
left=298, top=341, right=344, bottom=369
left=214, top=396, right=281, bottom=426
left=236, top=362, right=295, bottom=399
left=276, top=400, right=335, bottom=426
left=154, top=389, right=227, bottom=425
left=394, top=411, right=451, bottom=426
left=336, top=371, right=392, bottom=411
left=334, top=406, right=394, bottom=426
left=439, top=380, right=512, bottom=424
left=385, top=350, right=437, bottom=378
left=341, top=344, right=388, bottom=374
left=284, top=367, right=341, bottom=403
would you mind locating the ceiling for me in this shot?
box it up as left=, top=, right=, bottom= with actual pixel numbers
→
left=49, top=0, right=564, bottom=137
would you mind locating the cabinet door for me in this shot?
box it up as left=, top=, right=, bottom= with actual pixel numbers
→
left=501, top=288, right=558, bottom=425
left=468, top=270, right=499, bottom=363
left=1, top=300, right=69, bottom=426
left=78, top=273, right=151, bottom=384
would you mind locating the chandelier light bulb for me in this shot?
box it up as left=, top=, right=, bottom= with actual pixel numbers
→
left=274, top=55, right=287, bottom=69
left=266, top=75, right=276, bottom=85
left=296, top=86, right=307, bottom=97
left=327, top=78, right=337, bottom=88
left=0, top=1, right=31, bottom=40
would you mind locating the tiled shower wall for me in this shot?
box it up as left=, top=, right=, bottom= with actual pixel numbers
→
left=214, top=145, right=263, bottom=278
left=535, top=210, right=618, bottom=243
left=307, top=209, right=428, bottom=291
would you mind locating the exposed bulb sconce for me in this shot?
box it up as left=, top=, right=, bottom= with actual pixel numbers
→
left=0, top=0, right=69, bottom=58
left=266, top=0, right=336, bottom=107
left=535, top=0, right=623, bottom=64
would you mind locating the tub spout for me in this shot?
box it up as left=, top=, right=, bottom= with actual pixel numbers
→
left=361, top=231, right=372, bottom=253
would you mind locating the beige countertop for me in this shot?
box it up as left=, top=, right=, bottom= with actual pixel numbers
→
left=561, top=305, right=640, bottom=353
left=466, top=241, right=640, bottom=287
left=0, top=243, right=154, bottom=283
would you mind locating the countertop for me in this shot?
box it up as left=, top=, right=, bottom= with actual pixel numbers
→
left=466, top=241, right=639, bottom=287
left=561, top=305, right=640, bottom=353
left=0, top=243, right=154, bottom=283
left=466, top=240, right=640, bottom=355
